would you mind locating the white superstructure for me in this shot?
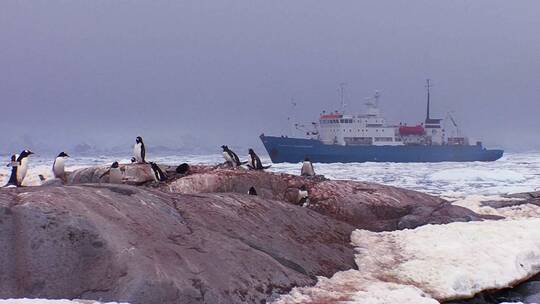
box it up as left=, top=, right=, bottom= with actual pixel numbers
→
left=312, top=81, right=468, bottom=147
left=318, top=92, right=402, bottom=146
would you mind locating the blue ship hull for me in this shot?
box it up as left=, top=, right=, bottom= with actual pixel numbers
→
left=260, top=135, right=504, bottom=163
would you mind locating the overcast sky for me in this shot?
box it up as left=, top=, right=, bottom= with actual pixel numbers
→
left=1, top=1, right=539, bottom=154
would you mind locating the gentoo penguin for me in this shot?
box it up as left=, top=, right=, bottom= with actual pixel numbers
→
left=15, top=150, right=34, bottom=186
left=100, top=161, right=123, bottom=184
left=248, top=186, right=257, bottom=196
left=176, top=163, right=190, bottom=174
left=133, top=136, right=146, bottom=163
left=300, top=157, right=315, bottom=177
left=5, top=154, right=19, bottom=187
left=298, top=185, right=309, bottom=206
left=247, top=149, right=271, bottom=170
left=149, top=162, right=167, bottom=182
left=53, top=152, right=69, bottom=180
left=221, top=145, right=243, bottom=168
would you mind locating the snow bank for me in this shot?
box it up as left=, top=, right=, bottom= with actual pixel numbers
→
left=274, top=270, right=438, bottom=304
left=274, top=219, right=540, bottom=303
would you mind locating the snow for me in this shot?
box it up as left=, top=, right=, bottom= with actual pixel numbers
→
left=452, top=194, right=540, bottom=219
left=273, top=219, right=540, bottom=303
left=273, top=270, right=438, bottom=304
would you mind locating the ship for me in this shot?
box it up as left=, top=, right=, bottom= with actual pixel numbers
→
left=260, top=80, right=504, bottom=163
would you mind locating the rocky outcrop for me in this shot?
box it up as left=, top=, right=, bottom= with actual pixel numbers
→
left=65, top=164, right=491, bottom=232
left=5, top=164, right=502, bottom=303
left=66, top=163, right=159, bottom=185
left=0, top=184, right=355, bottom=304
left=161, top=166, right=496, bottom=231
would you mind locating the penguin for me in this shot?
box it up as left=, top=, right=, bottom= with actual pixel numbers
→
left=298, top=185, right=309, bottom=206
left=5, top=154, right=19, bottom=187
left=247, top=149, right=271, bottom=170
left=133, top=136, right=146, bottom=163
left=221, top=145, right=243, bottom=167
left=176, top=163, right=190, bottom=174
left=100, top=161, right=123, bottom=184
left=15, top=150, right=34, bottom=186
left=149, top=162, right=167, bottom=182
left=53, top=152, right=69, bottom=180
left=130, top=157, right=137, bottom=163
left=248, top=186, right=257, bottom=196
left=301, top=157, right=315, bottom=177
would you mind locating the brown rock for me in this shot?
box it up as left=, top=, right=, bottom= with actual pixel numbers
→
left=162, top=166, right=496, bottom=231
left=0, top=184, right=355, bottom=303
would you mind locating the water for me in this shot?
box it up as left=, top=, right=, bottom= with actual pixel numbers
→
left=2, top=152, right=539, bottom=199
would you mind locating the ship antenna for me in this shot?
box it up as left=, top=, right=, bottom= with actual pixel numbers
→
left=425, top=78, right=433, bottom=121
left=374, top=90, right=380, bottom=106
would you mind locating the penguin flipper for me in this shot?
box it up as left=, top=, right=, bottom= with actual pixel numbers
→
left=263, top=165, right=272, bottom=169
left=141, top=145, right=146, bottom=163
left=99, top=170, right=110, bottom=179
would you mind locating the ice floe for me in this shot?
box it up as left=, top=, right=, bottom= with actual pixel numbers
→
left=452, top=194, right=540, bottom=219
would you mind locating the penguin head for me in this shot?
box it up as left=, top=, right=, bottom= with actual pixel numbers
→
left=130, top=157, right=136, bottom=163
left=176, top=163, right=190, bottom=174
left=248, top=149, right=255, bottom=155
left=111, top=161, right=119, bottom=168
left=136, top=136, right=143, bottom=144
left=19, top=150, right=34, bottom=159
left=221, top=145, right=228, bottom=151
left=299, top=185, right=307, bottom=191
left=57, top=152, right=69, bottom=158
left=304, top=157, right=311, bottom=162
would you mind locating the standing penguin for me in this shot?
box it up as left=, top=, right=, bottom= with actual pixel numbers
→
left=221, top=145, right=242, bottom=167
left=301, top=157, right=315, bottom=177
left=133, top=136, right=146, bottom=163
left=247, top=149, right=271, bottom=170
left=53, top=152, right=70, bottom=180
left=100, top=161, right=123, bottom=184
left=15, top=150, right=34, bottom=186
left=5, top=154, right=19, bottom=187
left=149, top=162, right=168, bottom=182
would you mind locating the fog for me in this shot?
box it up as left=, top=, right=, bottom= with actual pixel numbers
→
left=1, top=1, right=539, bottom=155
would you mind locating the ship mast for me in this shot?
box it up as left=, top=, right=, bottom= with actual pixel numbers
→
left=339, top=82, right=346, bottom=113
left=425, top=78, right=432, bottom=121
